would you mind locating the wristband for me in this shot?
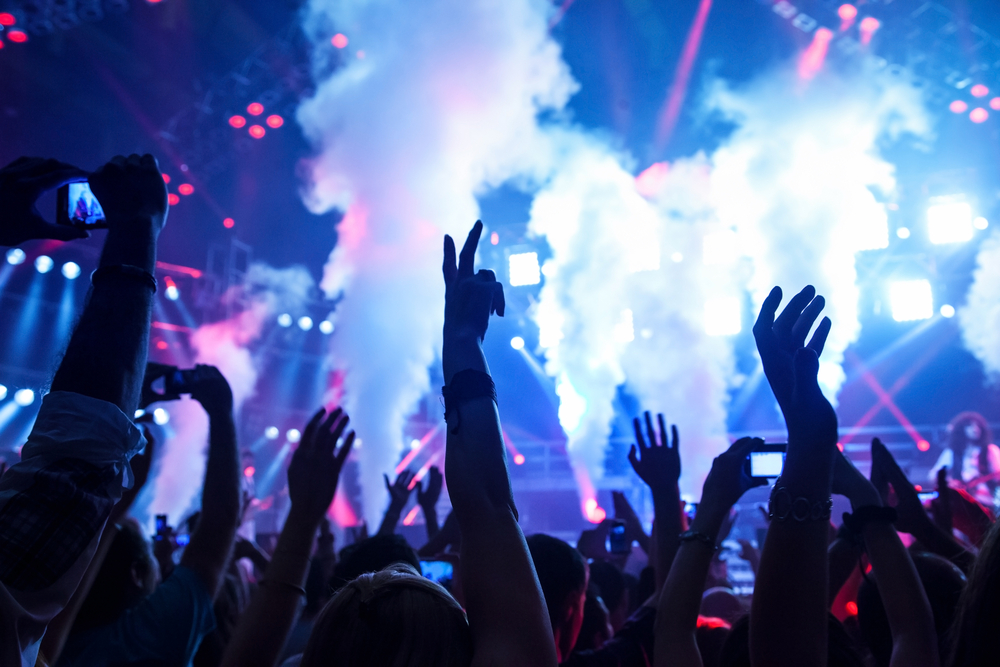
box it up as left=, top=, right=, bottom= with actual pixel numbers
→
left=768, top=485, right=833, bottom=522
left=441, top=369, right=497, bottom=426
left=679, top=529, right=717, bottom=551
left=842, top=505, right=897, bottom=535
left=91, top=264, right=157, bottom=293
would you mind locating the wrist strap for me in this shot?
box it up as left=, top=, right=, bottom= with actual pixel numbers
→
left=91, top=264, right=157, bottom=293
left=768, top=485, right=833, bottom=522
left=842, top=505, right=897, bottom=536
left=442, top=369, right=497, bottom=426
left=679, top=529, right=717, bottom=551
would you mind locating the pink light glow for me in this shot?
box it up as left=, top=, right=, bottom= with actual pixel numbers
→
left=971, top=84, right=989, bottom=98
left=991, top=97, right=1000, bottom=110
left=949, top=100, right=968, bottom=114
left=798, top=27, right=834, bottom=80
left=635, top=161, right=670, bottom=198
left=654, top=0, right=713, bottom=150
left=859, top=17, right=880, bottom=45
left=970, top=108, right=989, bottom=123
left=331, top=33, right=348, bottom=49
left=837, top=4, right=857, bottom=20
left=402, top=505, right=421, bottom=526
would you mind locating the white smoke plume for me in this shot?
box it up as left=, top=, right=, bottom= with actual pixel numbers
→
left=708, top=63, right=931, bottom=398
left=147, top=263, right=315, bottom=524
left=297, top=0, right=576, bottom=526
left=960, top=231, right=1000, bottom=382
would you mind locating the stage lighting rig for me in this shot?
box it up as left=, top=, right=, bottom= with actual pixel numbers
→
left=926, top=200, right=974, bottom=245
left=507, top=251, right=541, bottom=287
left=889, top=280, right=934, bottom=322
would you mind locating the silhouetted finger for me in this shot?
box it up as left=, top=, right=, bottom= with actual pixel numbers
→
left=443, top=235, right=457, bottom=283
left=493, top=282, right=505, bottom=317
left=458, top=221, right=483, bottom=279
left=658, top=414, right=668, bottom=448
left=302, top=408, right=327, bottom=450
left=644, top=412, right=656, bottom=448
left=753, top=286, right=782, bottom=343
left=633, top=418, right=646, bottom=450
left=806, top=317, right=832, bottom=357
left=774, top=285, right=816, bottom=337
left=791, top=295, right=825, bottom=347
left=335, top=431, right=355, bottom=467
left=671, top=425, right=680, bottom=451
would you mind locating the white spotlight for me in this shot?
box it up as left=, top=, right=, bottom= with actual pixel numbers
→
left=6, top=248, right=25, bottom=265
left=0, top=385, right=7, bottom=401
left=34, top=255, right=53, bottom=274
left=319, top=320, right=334, bottom=334
left=277, top=313, right=293, bottom=327
left=927, top=202, right=973, bottom=244
left=704, top=297, right=742, bottom=336
left=510, top=336, right=525, bottom=350
left=264, top=426, right=280, bottom=440
left=298, top=316, right=314, bottom=331
left=890, top=280, right=933, bottom=322
left=13, top=389, right=34, bottom=406
left=153, top=407, right=170, bottom=425
left=612, top=309, right=634, bottom=343
left=508, top=252, right=541, bottom=287
left=134, top=409, right=145, bottom=419
left=165, top=285, right=180, bottom=301
left=409, top=439, right=421, bottom=450
left=896, top=227, right=911, bottom=239
left=286, top=428, right=302, bottom=443
left=940, top=304, right=956, bottom=318
left=973, top=216, right=989, bottom=230
left=670, top=252, right=684, bottom=263
left=702, top=231, right=739, bottom=265
left=61, top=262, right=81, bottom=280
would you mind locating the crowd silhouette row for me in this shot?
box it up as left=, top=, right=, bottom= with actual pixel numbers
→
left=0, top=154, right=997, bottom=667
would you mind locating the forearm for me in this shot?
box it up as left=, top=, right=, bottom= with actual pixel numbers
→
left=423, top=505, right=440, bottom=539
left=50, top=223, right=156, bottom=413
left=750, top=444, right=833, bottom=667
left=182, top=410, right=241, bottom=596
left=863, top=521, right=938, bottom=667
left=909, top=517, right=974, bottom=572
left=654, top=508, right=725, bottom=667
left=652, top=486, right=682, bottom=591
left=828, top=537, right=863, bottom=605
left=221, top=508, right=317, bottom=667
left=377, top=505, right=404, bottom=536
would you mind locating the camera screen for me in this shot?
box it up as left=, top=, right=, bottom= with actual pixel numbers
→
left=67, top=182, right=106, bottom=226
left=420, top=560, right=454, bottom=583
left=750, top=451, right=785, bottom=477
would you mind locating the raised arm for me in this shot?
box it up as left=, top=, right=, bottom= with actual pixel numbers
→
left=417, top=466, right=444, bottom=540
left=376, top=470, right=416, bottom=536
left=654, top=437, right=766, bottom=667
left=442, top=221, right=557, bottom=667
left=629, top=411, right=682, bottom=591
left=749, top=286, right=837, bottom=667
left=180, top=366, right=242, bottom=598
left=833, top=449, right=939, bottom=667
left=871, top=440, right=975, bottom=572
left=221, top=407, right=354, bottom=667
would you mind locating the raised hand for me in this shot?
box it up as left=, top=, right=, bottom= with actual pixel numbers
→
left=188, top=365, right=234, bottom=418
left=288, top=407, right=355, bottom=521
left=698, top=438, right=768, bottom=521
left=629, top=411, right=680, bottom=493
left=870, top=438, right=930, bottom=536
left=417, top=466, right=443, bottom=509
left=831, top=450, right=881, bottom=511
left=384, top=470, right=417, bottom=511
left=88, top=154, right=169, bottom=234
left=753, top=286, right=837, bottom=463
left=612, top=490, right=649, bottom=551
left=443, top=220, right=505, bottom=343
left=0, top=156, right=91, bottom=246
left=140, top=362, right=181, bottom=408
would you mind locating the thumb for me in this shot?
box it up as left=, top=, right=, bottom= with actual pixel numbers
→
left=34, top=218, right=90, bottom=242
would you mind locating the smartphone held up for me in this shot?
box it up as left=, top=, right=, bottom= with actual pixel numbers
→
left=744, top=443, right=787, bottom=479
left=57, top=181, right=107, bottom=229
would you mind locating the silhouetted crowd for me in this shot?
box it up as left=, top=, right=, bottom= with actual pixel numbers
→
left=0, top=154, right=998, bottom=667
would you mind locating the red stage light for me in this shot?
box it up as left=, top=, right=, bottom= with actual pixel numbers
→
left=0, top=39, right=5, bottom=50
left=914, top=485, right=922, bottom=492
left=167, top=193, right=180, bottom=206
left=7, top=30, right=27, bottom=43
left=0, top=13, right=16, bottom=26
left=266, top=114, right=284, bottom=128
left=917, top=439, right=931, bottom=451
left=243, top=466, right=256, bottom=478
left=331, top=33, right=348, bottom=49
left=247, top=102, right=264, bottom=116
left=178, top=183, right=194, bottom=195
left=229, top=115, right=246, bottom=128
left=949, top=100, right=968, bottom=113
left=248, top=125, right=266, bottom=139
left=846, top=601, right=858, bottom=616
left=971, top=84, right=990, bottom=98
left=513, top=453, right=525, bottom=465
left=991, top=97, right=1000, bottom=110
left=970, top=108, right=989, bottom=123
left=223, top=217, right=235, bottom=228
left=156, top=340, right=168, bottom=350
left=837, top=4, right=857, bottom=20
left=162, top=174, right=171, bottom=183
left=837, top=442, right=844, bottom=452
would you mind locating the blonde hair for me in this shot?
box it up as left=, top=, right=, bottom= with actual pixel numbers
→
left=300, top=562, right=473, bottom=667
